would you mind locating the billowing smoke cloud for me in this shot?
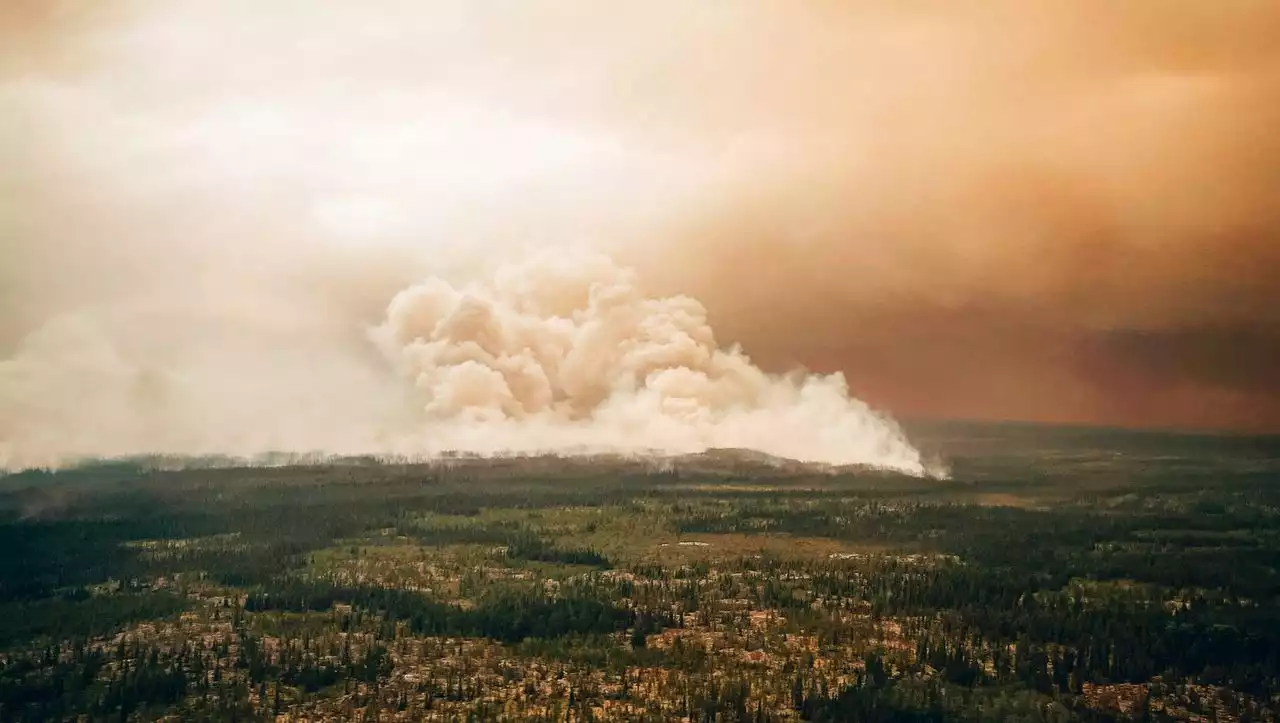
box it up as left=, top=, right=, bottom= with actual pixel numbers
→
left=371, top=249, right=927, bottom=473
left=0, top=249, right=930, bottom=475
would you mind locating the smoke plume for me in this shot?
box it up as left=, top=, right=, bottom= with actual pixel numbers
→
left=0, top=249, right=930, bottom=475
left=372, top=250, right=927, bottom=473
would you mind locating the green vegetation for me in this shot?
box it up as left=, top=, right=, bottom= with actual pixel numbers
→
left=0, top=422, right=1277, bottom=721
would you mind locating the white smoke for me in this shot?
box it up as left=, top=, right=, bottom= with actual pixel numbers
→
left=369, top=249, right=930, bottom=475
left=0, top=248, right=933, bottom=476
left=0, top=311, right=398, bottom=470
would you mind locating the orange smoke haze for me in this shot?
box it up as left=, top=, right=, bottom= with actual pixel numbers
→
left=2, top=0, right=1278, bottom=469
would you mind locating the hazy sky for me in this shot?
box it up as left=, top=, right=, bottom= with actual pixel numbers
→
left=3, top=0, right=1279, bottom=442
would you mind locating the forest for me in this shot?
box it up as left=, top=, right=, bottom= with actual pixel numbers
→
left=0, top=422, right=1277, bottom=721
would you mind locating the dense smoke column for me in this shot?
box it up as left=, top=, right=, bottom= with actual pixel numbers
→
left=373, top=250, right=931, bottom=476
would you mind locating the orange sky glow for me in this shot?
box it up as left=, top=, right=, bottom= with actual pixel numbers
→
left=2, top=1, right=1278, bottom=471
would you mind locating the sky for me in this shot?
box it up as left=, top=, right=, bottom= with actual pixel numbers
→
left=2, top=1, right=1278, bottom=469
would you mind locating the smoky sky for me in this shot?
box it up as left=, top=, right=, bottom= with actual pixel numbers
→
left=3, top=0, right=1279, bottom=439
